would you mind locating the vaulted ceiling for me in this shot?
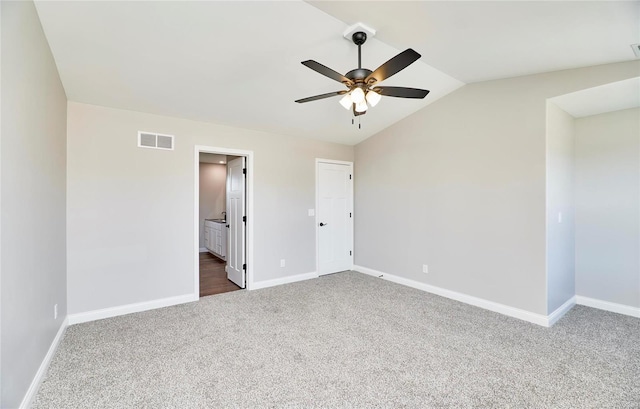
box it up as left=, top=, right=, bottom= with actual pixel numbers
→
left=34, top=1, right=639, bottom=145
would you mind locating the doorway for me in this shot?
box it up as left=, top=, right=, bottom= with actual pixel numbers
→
left=195, top=146, right=254, bottom=298
left=316, top=159, right=354, bottom=275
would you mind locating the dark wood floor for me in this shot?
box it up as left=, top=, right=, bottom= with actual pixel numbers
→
left=199, top=252, right=242, bottom=297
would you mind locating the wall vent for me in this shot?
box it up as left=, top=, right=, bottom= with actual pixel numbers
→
left=631, top=43, right=640, bottom=58
left=138, top=131, right=174, bottom=150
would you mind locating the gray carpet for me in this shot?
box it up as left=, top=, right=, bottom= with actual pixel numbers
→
left=33, top=271, right=639, bottom=408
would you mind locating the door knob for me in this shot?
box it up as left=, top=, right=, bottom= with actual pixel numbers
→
left=319, top=222, right=328, bottom=227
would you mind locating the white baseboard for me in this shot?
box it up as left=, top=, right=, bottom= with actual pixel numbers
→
left=67, top=293, right=198, bottom=325
left=251, top=271, right=318, bottom=291
left=547, top=296, right=577, bottom=326
left=353, top=265, right=555, bottom=327
left=199, top=247, right=208, bottom=253
left=576, top=295, right=640, bottom=318
left=20, top=317, right=68, bottom=409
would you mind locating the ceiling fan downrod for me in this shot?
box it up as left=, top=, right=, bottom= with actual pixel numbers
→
left=352, top=31, right=367, bottom=69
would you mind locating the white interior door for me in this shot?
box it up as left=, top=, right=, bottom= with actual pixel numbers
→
left=317, top=161, right=353, bottom=275
left=226, top=157, right=246, bottom=288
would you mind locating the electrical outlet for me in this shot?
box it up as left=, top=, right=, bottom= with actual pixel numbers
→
left=54, top=304, right=58, bottom=320
left=280, top=259, right=286, bottom=268
left=422, top=264, right=429, bottom=274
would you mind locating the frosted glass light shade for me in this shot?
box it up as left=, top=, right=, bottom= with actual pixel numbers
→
left=366, top=90, right=381, bottom=107
left=351, top=87, right=365, bottom=103
left=355, top=100, right=368, bottom=113
left=339, top=94, right=352, bottom=110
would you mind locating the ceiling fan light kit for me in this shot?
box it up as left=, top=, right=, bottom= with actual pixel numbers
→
left=339, top=94, right=353, bottom=110
left=366, top=90, right=381, bottom=107
left=350, top=86, right=365, bottom=104
left=295, top=24, right=430, bottom=128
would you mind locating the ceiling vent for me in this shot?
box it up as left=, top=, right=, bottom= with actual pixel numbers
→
left=138, top=131, right=174, bottom=150
left=631, top=44, right=640, bottom=58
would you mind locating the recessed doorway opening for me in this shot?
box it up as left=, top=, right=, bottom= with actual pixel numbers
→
left=194, top=146, right=254, bottom=298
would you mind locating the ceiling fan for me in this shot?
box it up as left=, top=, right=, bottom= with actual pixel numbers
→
left=295, top=31, right=430, bottom=117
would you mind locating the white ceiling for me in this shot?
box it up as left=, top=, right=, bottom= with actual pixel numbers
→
left=550, top=77, right=640, bottom=118
left=309, top=1, right=640, bottom=83
left=34, top=1, right=639, bottom=145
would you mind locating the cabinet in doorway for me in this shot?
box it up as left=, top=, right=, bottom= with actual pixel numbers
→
left=204, top=220, right=226, bottom=260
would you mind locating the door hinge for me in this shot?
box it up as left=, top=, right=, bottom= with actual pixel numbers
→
left=349, top=212, right=352, bottom=218
left=243, top=263, right=246, bottom=270
left=349, top=174, right=352, bottom=180
left=243, top=168, right=246, bottom=175
left=242, top=215, right=246, bottom=223
left=349, top=250, right=352, bottom=256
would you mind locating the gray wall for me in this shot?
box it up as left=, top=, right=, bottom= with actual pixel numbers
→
left=67, top=101, right=353, bottom=315
left=199, top=162, right=226, bottom=248
left=545, top=102, right=575, bottom=313
left=574, top=108, right=640, bottom=308
left=1, top=1, right=68, bottom=407
left=354, top=61, right=640, bottom=315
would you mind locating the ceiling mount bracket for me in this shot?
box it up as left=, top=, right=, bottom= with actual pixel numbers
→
left=343, top=22, right=376, bottom=42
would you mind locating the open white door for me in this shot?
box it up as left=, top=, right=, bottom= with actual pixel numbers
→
left=226, top=157, right=246, bottom=288
left=317, top=160, right=353, bottom=275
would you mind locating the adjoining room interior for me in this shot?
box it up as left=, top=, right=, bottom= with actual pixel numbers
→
left=2, top=1, right=639, bottom=408
left=198, top=153, right=245, bottom=297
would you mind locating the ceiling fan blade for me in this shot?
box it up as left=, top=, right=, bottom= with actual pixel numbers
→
left=373, top=86, right=430, bottom=99
left=295, top=90, right=347, bottom=104
left=301, top=60, right=353, bottom=86
left=365, top=49, right=421, bottom=84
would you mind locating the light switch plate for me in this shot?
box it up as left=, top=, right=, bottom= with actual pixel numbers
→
left=308, top=209, right=315, bottom=216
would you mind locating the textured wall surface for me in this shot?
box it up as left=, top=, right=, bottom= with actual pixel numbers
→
left=354, top=61, right=640, bottom=315
left=575, top=108, right=640, bottom=308
left=1, top=1, right=68, bottom=407
left=66, top=102, right=353, bottom=314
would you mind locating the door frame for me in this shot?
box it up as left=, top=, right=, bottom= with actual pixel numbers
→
left=194, top=146, right=254, bottom=296
left=315, top=158, right=354, bottom=276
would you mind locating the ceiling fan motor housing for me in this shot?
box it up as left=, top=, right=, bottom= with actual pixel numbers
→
left=345, top=68, right=373, bottom=83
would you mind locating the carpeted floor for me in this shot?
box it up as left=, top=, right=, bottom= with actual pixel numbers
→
left=33, top=271, right=639, bottom=408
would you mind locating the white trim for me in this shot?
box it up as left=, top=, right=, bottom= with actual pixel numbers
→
left=547, top=296, right=577, bottom=326
left=199, top=247, right=208, bottom=253
left=251, top=272, right=318, bottom=291
left=315, top=158, right=353, bottom=166
left=576, top=295, right=640, bottom=318
left=19, top=317, right=68, bottom=409
left=195, top=146, right=255, bottom=294
left=354, top=265, right=555, bottom=327
left=315, top=159, right=354, bottom=277
left=67, top=294, right=197, bottom=325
